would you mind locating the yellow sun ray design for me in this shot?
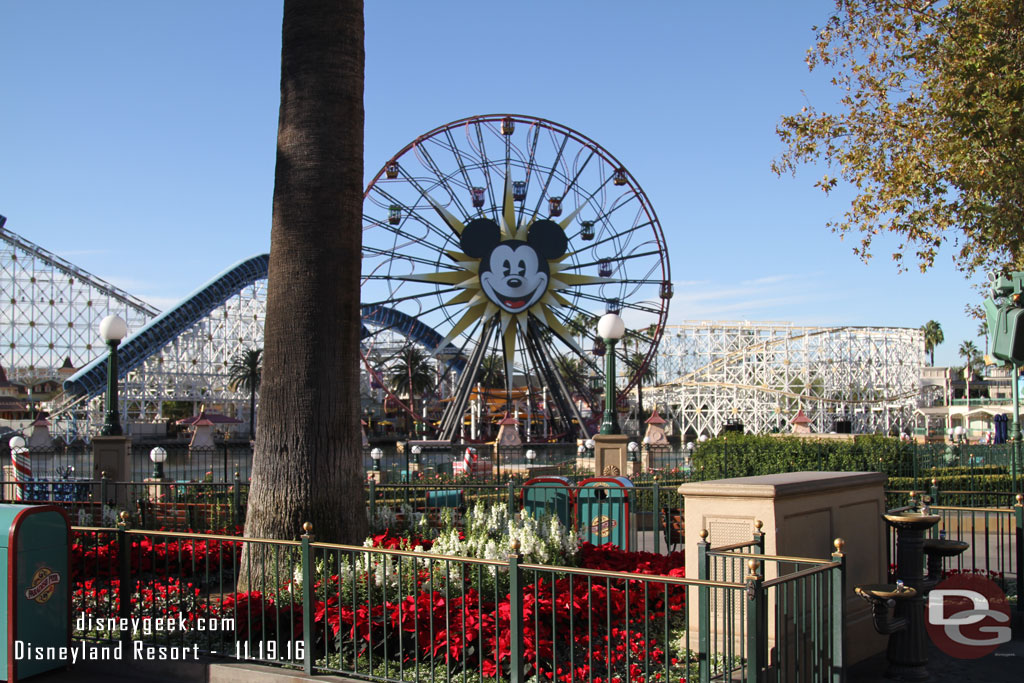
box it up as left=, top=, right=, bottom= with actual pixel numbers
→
left=418, top=191, right=611, bottom=378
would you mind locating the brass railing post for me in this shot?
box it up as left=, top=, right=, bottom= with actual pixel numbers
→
left=653, top=479, right=661, bottom=555
left=1016, top=495, right=1023, bottom=620
left=745, top=558, right=765, bottom=683
left=831, top=539, right=847, bottom=683
left=116, top=511, right=132, bottom=653
left=753, top=519, right=765, bottom=555
left=231, top=470, right=241, bottom=529
left=301, top=522, right=314, bottom=675
left=507, top=539, right=524, bottom=683
left=368, top=480, right=376, bottom=525
left=697, top=529, right=710, bottom=683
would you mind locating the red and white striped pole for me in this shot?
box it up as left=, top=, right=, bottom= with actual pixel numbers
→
left=9, top=435, right=30, bottom=501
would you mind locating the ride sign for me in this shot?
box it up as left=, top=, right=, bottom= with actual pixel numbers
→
left=925, top=573, right=1011, bottom=659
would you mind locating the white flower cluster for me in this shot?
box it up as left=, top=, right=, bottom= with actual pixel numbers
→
left=428, top=501, right=576, bottom=566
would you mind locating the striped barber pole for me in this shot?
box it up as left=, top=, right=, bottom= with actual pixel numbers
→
left=11, top=445, right=31, bottom=500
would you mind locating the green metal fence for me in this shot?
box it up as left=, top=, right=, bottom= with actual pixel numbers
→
left=70, top=520, right=846, bottom=682
left=700, top=526, right=846, bottom=682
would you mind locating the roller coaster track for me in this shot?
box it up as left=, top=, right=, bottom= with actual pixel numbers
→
left=657, top=324, right=919, bottom=406
left=63, top=254, right=271, bottom=399
left=62, top=255, right=465, bottom=402
left=0, top=216, right=157, bottom=318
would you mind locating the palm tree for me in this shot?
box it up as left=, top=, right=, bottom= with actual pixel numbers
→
left=555, top=355, right=588, bottom=395
left=568, top=311, right=595, bottom=349
left=388, top=346, right=436, bottom=435
left=921, top=321, right=944, bottom=366
left=978, top=320, right=989, bottom=355
left=244, top=0, right=366, bottom=547
left=959, top=340, right=983, bottom=375
left=958, top=339, right=982, bottom=406
left=626, top=350, right=657, bottom=419
left=228, top=348, right=262, bottom=439
left=476, top=353, right=506, bottom=389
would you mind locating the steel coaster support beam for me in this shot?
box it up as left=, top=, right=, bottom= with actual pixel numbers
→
left=437, top=320, right=495, bottom=442
left=525, top=318, right=590, bottom=440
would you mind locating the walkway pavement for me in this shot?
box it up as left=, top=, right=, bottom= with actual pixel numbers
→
left=848, top=628, right=1023, bottom=682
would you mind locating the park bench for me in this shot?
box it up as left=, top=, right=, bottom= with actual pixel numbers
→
left=137, top=500, right=230, bottom=531
left=661, top=507, right=684, bottom=551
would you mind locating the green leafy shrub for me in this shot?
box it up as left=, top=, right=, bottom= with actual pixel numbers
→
left=689, top=434, right=913, bottom=478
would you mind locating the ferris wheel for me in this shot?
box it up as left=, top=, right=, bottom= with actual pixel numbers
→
left=361, top=114, right=671, bottom=442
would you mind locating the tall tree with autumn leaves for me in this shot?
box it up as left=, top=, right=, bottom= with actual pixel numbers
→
left=774, top=0, right=1024, bottom=276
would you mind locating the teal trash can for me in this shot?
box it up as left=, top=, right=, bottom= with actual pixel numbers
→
left=0, top=504, right=72, bottom=682
left=577, top=477, right=634, bottom=551
left=521, top=476, right=574, bottom=529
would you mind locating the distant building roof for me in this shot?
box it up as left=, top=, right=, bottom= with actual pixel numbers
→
left=0, top=396, right=28, bottom=413
left=645, top=407, right=667, bottom=425
left=791, top=409, right=812, bottom=425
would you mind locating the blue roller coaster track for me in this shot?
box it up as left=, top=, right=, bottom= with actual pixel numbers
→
left=64, top=254, right=464, bottom=399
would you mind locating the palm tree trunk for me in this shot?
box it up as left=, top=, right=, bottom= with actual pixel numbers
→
left=249, top=386, right=256, bottom=439
left=243, top=0, right=366, bottom=549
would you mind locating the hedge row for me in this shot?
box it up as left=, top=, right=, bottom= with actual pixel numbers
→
left=689, top=434, right=913, bottom=478
left=888, top=473, right=1015, bottom=495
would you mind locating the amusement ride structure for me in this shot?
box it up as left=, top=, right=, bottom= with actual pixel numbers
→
left=647, top=321, right=925, bottom=437
left=360, top=115, right=672, bottom=441
left=2, top=115, right=925, bottom=443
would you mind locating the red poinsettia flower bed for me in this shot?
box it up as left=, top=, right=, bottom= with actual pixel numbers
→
left=72, top=531, right=241, bottom=580
left=288, top=537, right=689, bottom=681
left=72, top=530, right=690, bottom=682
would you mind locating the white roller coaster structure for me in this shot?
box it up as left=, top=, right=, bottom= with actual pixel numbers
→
left=2, top=218, right=927, bottom=441
left=645, top=321, right=925, bottom=437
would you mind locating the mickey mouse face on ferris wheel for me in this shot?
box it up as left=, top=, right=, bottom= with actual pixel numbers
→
left=460, top=218, right=569, bottom=315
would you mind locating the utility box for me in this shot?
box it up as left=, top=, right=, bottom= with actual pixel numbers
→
left=521, top=476, right=574, bottom=529
left=0, top=505, right=72, bottom=682
left=577, top=477, right=633, bottom=551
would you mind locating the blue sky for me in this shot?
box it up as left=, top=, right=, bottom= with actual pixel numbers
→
left=1, top=1, right=984, bottom=366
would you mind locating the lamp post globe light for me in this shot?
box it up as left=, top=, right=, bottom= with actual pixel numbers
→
left=370, top=447, right=383, bottom=472
left=597, top=313, right=626, bottom=435
left=584, top=438, right=595, bottom=456
left=99, top=314, right=128, bottom=436
left=9, top=435, right=26, bottom=452
left=411, top=444, right=422, bottom=465
left=627, top=441, right=639, bottom=463
left=525, top=448, right=537, bottom=463
left=149, top=446, right=167, bottom=480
